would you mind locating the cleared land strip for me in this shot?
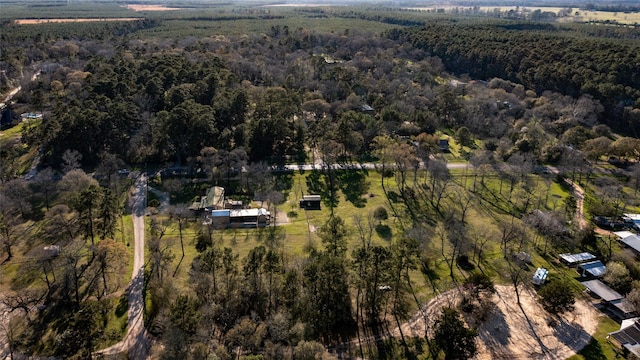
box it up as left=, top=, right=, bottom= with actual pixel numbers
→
left=14, top=18, right=142, bottom=24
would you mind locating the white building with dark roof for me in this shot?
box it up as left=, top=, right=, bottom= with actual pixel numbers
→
left=609, top=318, right=640, bottom=357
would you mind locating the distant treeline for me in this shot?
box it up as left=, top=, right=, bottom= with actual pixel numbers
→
left=581, top=3, right=640, bottom=13
left=0, top=18, right=159, bottom=42
left=387, top=19, right=640, bottom=132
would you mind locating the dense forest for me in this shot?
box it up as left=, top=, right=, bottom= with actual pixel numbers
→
left=386, top=19, right=640, bottom=134
left=1, top=4, right=640, bottom=360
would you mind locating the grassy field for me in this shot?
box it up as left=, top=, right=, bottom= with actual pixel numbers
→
left=134, top=16, right=397, bottom=38
left=0, top=121, right=40, bottom=177
left=149, top=169, right=400, bottom=292
left=0, top=122, right=25, bottom=146
left=121, top=214, right=135, bottom=281
left=150, top=164, right=589, bottom=305
left=407, top=6, right=640, bottom=25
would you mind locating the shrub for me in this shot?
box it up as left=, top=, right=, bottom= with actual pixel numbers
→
left=538, top=280, right=575, bottom=314
left=373, top=206, right=388, bottom=222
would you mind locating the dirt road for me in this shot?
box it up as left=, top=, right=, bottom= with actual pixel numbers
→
left=98, top=174, right=150, bottom=358
left=564, top=178, right=588, bottom=231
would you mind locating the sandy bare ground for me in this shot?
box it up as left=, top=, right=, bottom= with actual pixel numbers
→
left=125, top=4, right=183, bottom=11
left=394, top=285, right=600, bottom=360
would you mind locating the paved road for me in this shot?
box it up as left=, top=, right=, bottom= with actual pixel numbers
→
left=275, top=161, right=470, bottom=172
left=1, top=70, right=40, bottom=108
left=98, top=174, right=150, bottom=359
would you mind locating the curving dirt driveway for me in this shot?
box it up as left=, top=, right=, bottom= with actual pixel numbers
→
left=98, top=174, right=150, bottom=358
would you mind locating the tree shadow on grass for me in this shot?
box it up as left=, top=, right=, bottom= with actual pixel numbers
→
left=115, top=292, right=128, bottom=318
left=552, top=317, right=593, bottom=354
left=386, top=190, right=401, bottom=203
left=338, top=170, right=370, bottom=208
left=575, top=337, right=608, bottom=360
left=10, top=267, right=40, bottom=290
left=375, top=224, right=392, bottom=241
left=306, top=170, right=338, bottom=209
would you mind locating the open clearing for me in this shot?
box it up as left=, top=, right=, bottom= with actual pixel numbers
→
left=125, top=4, right=184, bottom=11
left=406, top=6, right=640, bottom=24
left=395, top=285, right=600, bottom=360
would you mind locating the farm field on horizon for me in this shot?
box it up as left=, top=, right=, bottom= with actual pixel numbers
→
left=1, top=1, right=640, bottom=359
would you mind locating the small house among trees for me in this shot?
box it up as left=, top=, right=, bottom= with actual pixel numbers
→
left=190, top=186, right=225, bottom=212
left=300, top=194, right=321, bottom=210
left=439, top=139, right=450, bottom=152
left=582, top=279, right=622, bottom=302
left=208, top=208, right=271, bottom=228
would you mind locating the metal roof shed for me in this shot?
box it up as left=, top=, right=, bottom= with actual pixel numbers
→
left=620, top=234, right=640, bottom=255
left=615, top=231, right=636, bottom=239
left=300, top=195, right=321, bottom=210
left=577, top=260, right=607, bottom=278
left=582, top=279, right=622, bottom=302
left=559, top=252, right=596, bottom=265
left=610, top=299, right=637, bottom=319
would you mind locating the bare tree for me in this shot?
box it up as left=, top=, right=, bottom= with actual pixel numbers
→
left=61, top=149, right=83, bottom=174
left=469, top=225, right=495, bottom=269
left=427, top=159, right=452, bottom=213
left=169, top=205, right=190, bottom=276
left=41, top=204, right=78, bottom=245
left=452, top=186, right=474, bottom=224
left=629, top=162, right=640, bottom=196
left=565, top=94, right=603, bottom=127
left=31, top=167, right=58, bottom=211
left=149, top=217, right=173, bottom=282
left=0, top=186, right=26, bottom=262
left=0, top=289, right=45, bottom=322
left=247, top=162, right=274, bottom=206
left=469, top=150, right=495, bottom=191
left=498, top=218, right=527, bottom=259
left=353, top=212, right=375, bottom=249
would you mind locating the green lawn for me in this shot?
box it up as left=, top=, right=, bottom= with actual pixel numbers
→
left=143, top=163, right=637, bottom=359
left=150, top=167, right=580, bottom=303
left=96, top=296, right=130, bottom=349
left=121, top=214, right=135, bottom=280
left=0, top=122, right=25, bottom=146
left=149, top=169, right=400, bottom=293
